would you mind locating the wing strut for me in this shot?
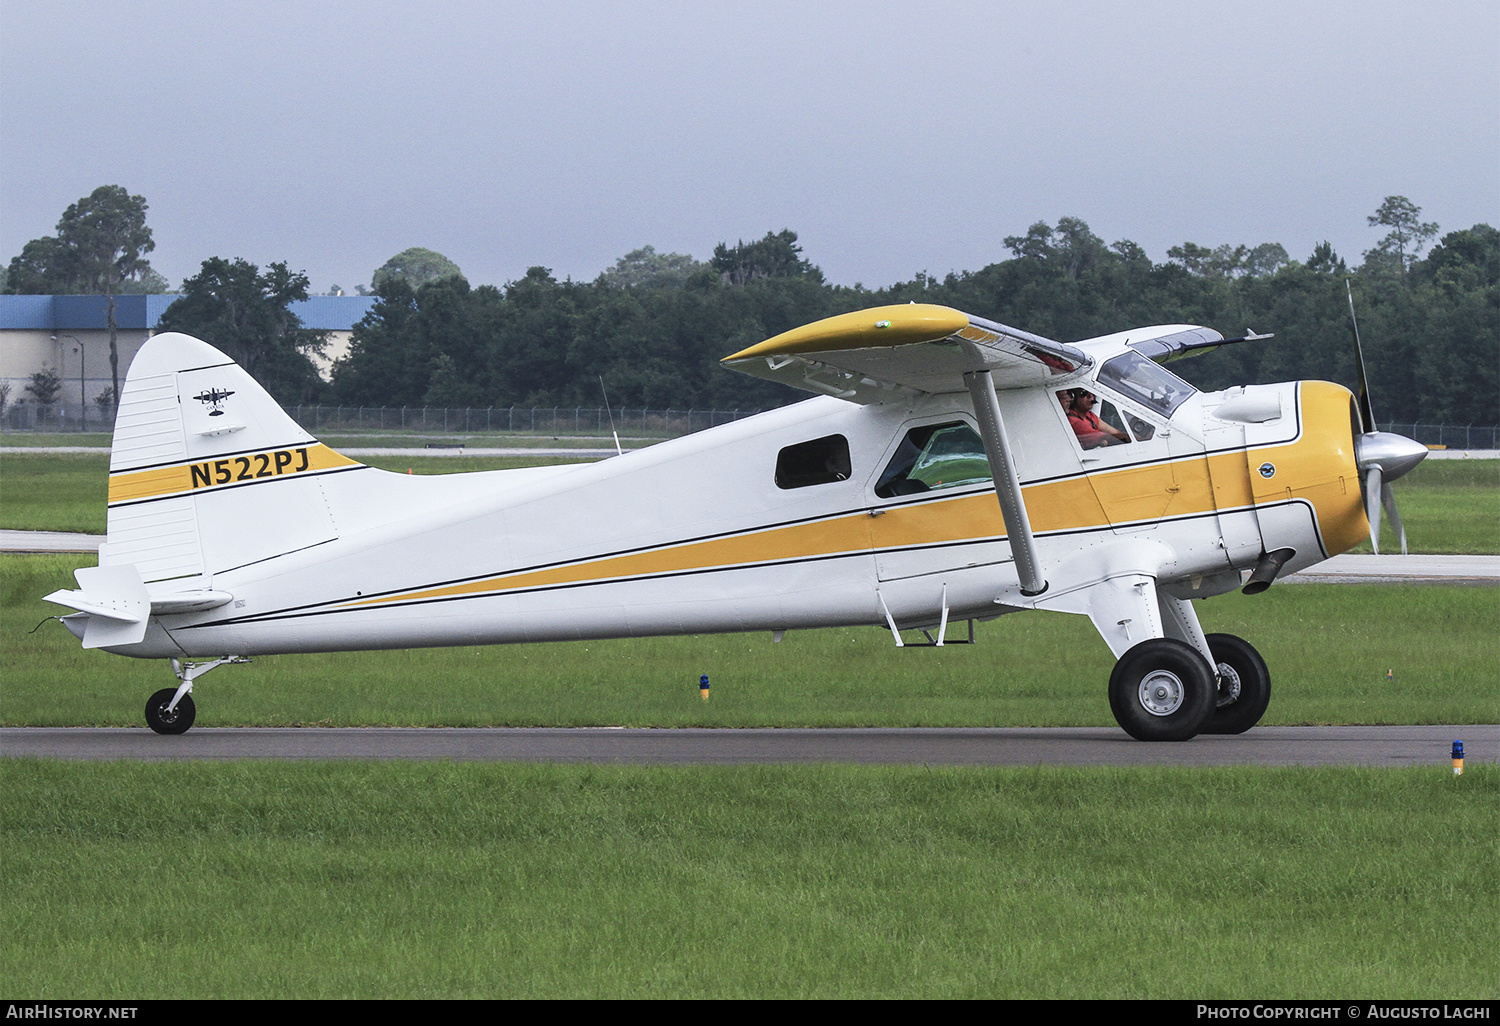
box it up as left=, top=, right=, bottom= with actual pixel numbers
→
left=963, top=369, right=1047, bottom=596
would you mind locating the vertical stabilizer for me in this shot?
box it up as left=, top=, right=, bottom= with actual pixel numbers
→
left=104, top=332, right=359, bottom=583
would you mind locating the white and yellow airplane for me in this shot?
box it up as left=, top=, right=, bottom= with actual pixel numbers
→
left=45, top=302, right=1427, bottom=740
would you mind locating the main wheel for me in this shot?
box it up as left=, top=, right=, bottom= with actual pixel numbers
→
left=1108, top=638, right=1216, bottom=741
left=1201, top=633, right=1271, bottom=735
left=145, top=688, right=195, bottom=735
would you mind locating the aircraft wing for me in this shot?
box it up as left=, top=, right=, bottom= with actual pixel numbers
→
left=1126, top=326, right=1271, bottom=363
left=721, top=304, right=1092, bottom=403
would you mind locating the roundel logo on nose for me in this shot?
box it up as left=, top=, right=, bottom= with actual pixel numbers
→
left=1258, top=462, right=1276, bottom=479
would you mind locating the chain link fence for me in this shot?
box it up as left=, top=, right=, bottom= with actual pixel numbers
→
left=0, top=403, right=766, bottom=439
left=1378, top=423, right=1497, bottom=450
left=2, top=402, right=1496, bottom=449
left=282, top=405, right=763, bottom=437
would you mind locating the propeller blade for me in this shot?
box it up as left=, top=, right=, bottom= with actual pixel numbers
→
left=1364, top=464, right=1383, bottom=555
left=1346, top=279, right=1376, bottom=434
left=1381, top=481, right=1408, bottom=555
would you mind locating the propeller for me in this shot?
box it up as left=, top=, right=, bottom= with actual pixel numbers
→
left=1346, top=281, right=1427, bottom=554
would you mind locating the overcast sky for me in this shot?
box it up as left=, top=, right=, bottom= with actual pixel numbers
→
left=3, top=1, right=1496, bottom=295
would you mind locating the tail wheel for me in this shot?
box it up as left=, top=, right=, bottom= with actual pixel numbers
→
left=145, top=688, right=195, bottom=735
left=1202, top=633, right=1271, bottom=735
left=1108, top=638, right=1216, bottom=741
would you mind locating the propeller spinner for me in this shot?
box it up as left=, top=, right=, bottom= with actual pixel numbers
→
left=1346, top=281, right=1428, bottom=554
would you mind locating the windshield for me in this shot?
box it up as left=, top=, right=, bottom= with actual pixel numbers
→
left=1097, top=352, right=1196, bottom=418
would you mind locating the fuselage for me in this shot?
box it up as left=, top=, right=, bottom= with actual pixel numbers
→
left=93, top=331, right=1366, bottom=660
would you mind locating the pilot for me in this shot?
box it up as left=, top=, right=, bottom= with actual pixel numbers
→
left=1068, top=390, right=1129, bottom=449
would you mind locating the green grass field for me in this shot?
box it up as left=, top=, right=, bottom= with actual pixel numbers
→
left=4, top=553, right=1496, bottom=728
left=2, top=760, right=1494, bottom=999
left=1348, top=460, right=1500, bottom=555
left=3, top=443, right=1496, bottom=999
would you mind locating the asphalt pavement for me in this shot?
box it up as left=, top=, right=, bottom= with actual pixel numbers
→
left=1, top=724, right=1492, bottom=767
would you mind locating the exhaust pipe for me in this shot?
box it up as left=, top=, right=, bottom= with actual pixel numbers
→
left=1242, top=548, right=1296, bottom=595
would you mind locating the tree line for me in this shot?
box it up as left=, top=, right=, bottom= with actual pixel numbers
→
left=7, top=189, right=1496, bottom=425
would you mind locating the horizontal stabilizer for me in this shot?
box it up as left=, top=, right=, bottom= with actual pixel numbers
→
left=149, top=590, right=235, bottom=614
left=44, top=565, right=151, bottom=649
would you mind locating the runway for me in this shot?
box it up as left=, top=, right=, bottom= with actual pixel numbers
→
left=2, top=725, right=1492, bottom=767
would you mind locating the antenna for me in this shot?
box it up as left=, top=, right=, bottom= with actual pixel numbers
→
left=599, top=376, right=623, bottom=457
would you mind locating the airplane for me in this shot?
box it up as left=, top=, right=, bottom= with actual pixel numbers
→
left=44, top=301, right=1429, bottom=740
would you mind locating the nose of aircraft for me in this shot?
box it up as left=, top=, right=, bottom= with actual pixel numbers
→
left=1354, top=430, right=1429, bottom=483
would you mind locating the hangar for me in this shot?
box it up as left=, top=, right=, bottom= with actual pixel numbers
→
left=0, top=293, right=375, bottom=427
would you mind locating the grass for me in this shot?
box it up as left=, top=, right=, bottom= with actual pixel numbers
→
left=0, top=432, right=114, bottom=447
left=0, top=453, right=110, bottom=533
left=1345, top=459, right=1500, bottom=555
left=3, top=441, right=1495, bottom=1000
left=4, top=553, right=1495, bottom=728
left=0, top=760, right=1493, bottom=999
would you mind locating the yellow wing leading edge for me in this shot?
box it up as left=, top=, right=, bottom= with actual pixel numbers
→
left=721, top=303, right=1094, bottom=403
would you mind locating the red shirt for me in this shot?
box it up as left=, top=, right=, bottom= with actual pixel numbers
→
left=1068, top=408, right=1110, bottom=448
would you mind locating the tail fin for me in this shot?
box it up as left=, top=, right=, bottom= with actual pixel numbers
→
left=103, top=332, right=362, bottom=584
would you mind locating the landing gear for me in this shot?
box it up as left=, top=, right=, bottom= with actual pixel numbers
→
left=142, top=656, right=249, bottom=736
left=1108, top=638, right=1217, bottom=741
left=1201, top=633, right=1271, bottom=735
left=145, top=688, right=196, bottom=735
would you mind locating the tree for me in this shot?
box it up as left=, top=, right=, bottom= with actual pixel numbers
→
left=1306, top=241, right=1347, bottom=275
left=1243, top=243, right=1290, bottom=278
left=711, top=230, right=822, bottom=285
left=1366, top=195, right=1439, bottom=275
left=598, top=245, right=705, bottom=290
left=156, top=258, right=329, bottom=402
left=328, top=278, right=427, bottom=405
left=4, top=185, right=159, bottom=408
left=371, top=247, right=464, bottom=292
left=24, top=368, right=63, bottom=406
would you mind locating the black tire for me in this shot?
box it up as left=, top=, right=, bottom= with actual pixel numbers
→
left=1201, top=633, right=1271, bottom=735
left=1108, top=638, right=1216, bottom=741
left=145, top=688, right=195, bottom=735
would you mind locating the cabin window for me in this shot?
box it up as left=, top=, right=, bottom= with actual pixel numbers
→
left=1097, top=352, right=1196, bottom=418
left=775, top=434, right=852, bottom=489
left=875, top=422, right=991, bottom=498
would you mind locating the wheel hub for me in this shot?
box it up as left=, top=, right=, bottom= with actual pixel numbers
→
left=1138, top=670, right=1185, bottom=716
left=1215, top=662, right=1242, bottom=707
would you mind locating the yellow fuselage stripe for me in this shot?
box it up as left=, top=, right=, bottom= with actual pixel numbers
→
left=108, top=444, right=362, bottom=504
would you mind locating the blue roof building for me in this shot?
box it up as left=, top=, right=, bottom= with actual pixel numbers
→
left=0, top=294, right=377, bottom=418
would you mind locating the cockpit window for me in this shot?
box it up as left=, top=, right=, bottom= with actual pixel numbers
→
left=1097, top=352, right=1196, bottom=418
left=875, top=422, right=991, bottom=498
